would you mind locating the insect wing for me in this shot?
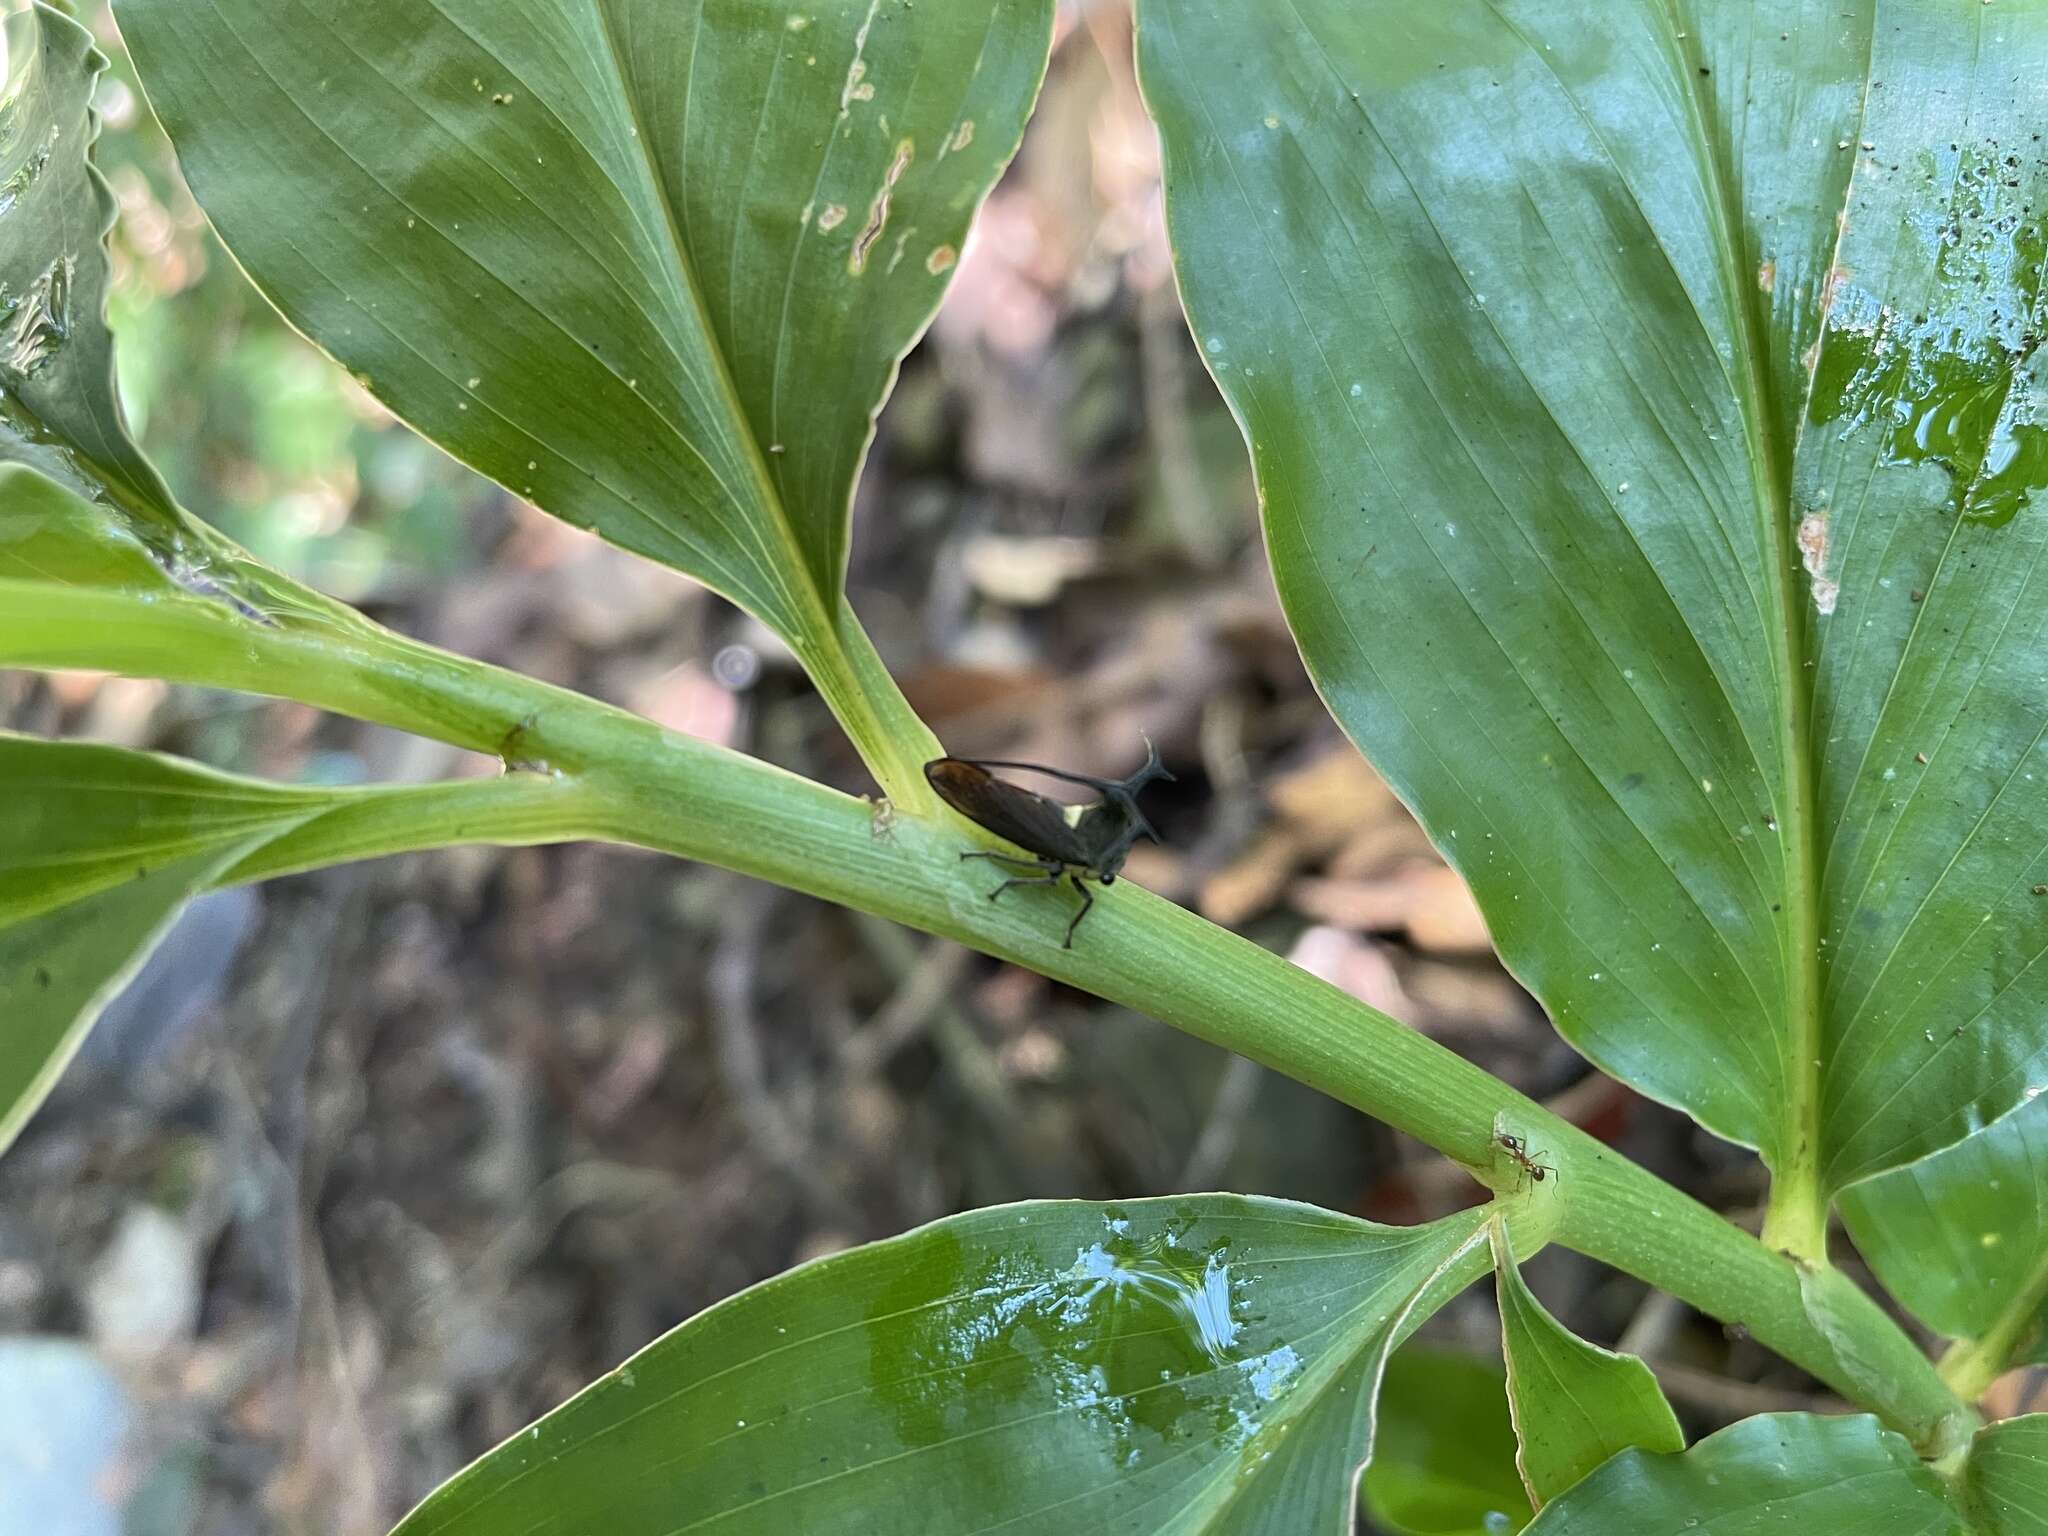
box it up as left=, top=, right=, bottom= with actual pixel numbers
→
left=925, top=759, right=1093, bottom=865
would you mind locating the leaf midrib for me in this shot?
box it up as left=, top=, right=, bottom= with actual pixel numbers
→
left=1679, top=5, right=1875, bottom=1208
left=580, top=0, right=833, bottom=642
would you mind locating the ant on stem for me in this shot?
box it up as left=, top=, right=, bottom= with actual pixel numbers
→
left=1496, top=1132, right=1556, bottom=1186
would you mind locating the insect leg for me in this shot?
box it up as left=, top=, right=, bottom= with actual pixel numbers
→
left=990, top=872, right=1067, bottom=903
left=1061, top=870, right=1096, bottom=948
left=975, top=855, right=1068, bottom=906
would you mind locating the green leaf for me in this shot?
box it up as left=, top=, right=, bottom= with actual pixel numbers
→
left=1492, top=1224, right=1683, bottom=1507
left=0, top=731, right=608, bottom=1152
left=1361, top=1345, right=1529, bottom=1536
left=1966, top=1415, right=2048, bottom=1535
left=394, top=1198, right=1489, bottom=1536
left=112, top=0, right=1055, bottom=791
left=1, top=844, right=255, bottom=1155
left=1521, top=1413, right=1955, bottom=1535
left=0, top=719, right=322, bottom=1155
left=1138, top=0, right=2048, bottom=1244
left=0, top=462, right=543, bottom=754
left=0, top=3, right=179, bottom=527
left=0, top=4, right=507, bottom=731
left=1842, top=1095, right=2048, bottom=1383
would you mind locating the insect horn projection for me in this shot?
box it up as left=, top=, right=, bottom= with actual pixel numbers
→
left=923, top=739, right=1175, bottom=947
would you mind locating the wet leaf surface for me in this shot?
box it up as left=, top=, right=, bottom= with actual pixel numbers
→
left=1140, top=0, right=2048, bottom=1210
left=394, top=1197, right=1488, bottom=1535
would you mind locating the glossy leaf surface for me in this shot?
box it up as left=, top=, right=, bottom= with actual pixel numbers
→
left=1843, top=1094, right=2048, bottom=1371
left=0, top=7, right=445, bottom=665
left=1493, top=1226, right=1682, bottom=1506
left=1361, top=1345, right=1529, bottom=1536
left=1522, top=1413, right=1955, bottom=1535
left=395, top=1198, right=1489, bottom=1536
left=1966, top=1415, right=2048, bottom=1534
left=0, top=4, right=177, bottom=526
left=1140, top=0, right=2048, bottom=1208
left=112, top=0, right=1052, bottom=646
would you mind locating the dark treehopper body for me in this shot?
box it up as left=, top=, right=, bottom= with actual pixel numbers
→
left=924, top=743, right=1174, bottom=947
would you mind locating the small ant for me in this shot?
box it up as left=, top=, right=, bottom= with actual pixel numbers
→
left=1496, top=1132, right=1556, bottom=1185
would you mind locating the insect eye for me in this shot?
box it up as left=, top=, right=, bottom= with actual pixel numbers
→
left=1100, top=873, right=1117, bottom=886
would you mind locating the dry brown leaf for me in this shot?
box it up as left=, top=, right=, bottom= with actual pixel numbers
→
left=1266, top=747, right=1395, bottom=852
left=1399, top=864, right=1495, bottom=954
left=1327, top=816, right=1439, bottom=879
left=1290, top=863, right=1493, bottom=955
left=1198, top=826, right=1305, bottom=927
left=1399, top=959, right=1533, bottom=1036
left=960, top=534, right=1104, bottom=606
left=1288, top=874, right=1411, bottom=932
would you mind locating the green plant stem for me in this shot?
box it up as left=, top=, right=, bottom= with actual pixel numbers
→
left=1937, top=1250, right=2048, bottom=1403
left=217, top=774, right=616, bottom=887
left=792, top=595, right=942, bottom=812
left=579, top=762, right=1970, bottom=1456
left=2, top=588, right=1972, bottom=1454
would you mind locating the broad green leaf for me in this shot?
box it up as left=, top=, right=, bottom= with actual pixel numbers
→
left=1492, top=1224, right=1682, bottom=1507
left=1522, top=1413, right=1955, bottom=1535
left=1966, top=1415, right=2048, bottom=1534
left=1842, top=1095, right=2048, bottom=1375
left=1361, top=1345, right=1529, bottom=1536
left=0, top=732, right=606, bottom=1152
left=0, top=5, right=491, bottom=713
left=1, top=844, right=257, bottom=1155
left=394, top=1198, right=1490, bottom=1536
left=1140, top=0, right=2048, bottom=1218
left=112, top=0, right=1052, bottom=660
left=0, top=3, right=178, bottom=528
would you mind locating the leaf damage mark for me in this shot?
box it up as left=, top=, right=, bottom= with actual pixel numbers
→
left=0, top=123, right=59, bottom=221
left=147, top=542, right=279, bottom=627
left=3, top=256, right=73, bottom=377
left=1757, top=259, right=1775, bottom=293
left=817, top=203, right=847, bottom=232
left=851, top=139, right=914, bottom=275
left=1797, top=509, right=1838, bottom=615
left=926, top=244, right=957, bottom=276
left=939, top=119, right=975, bottom=159
left=838, top=0, right=882, bottom=116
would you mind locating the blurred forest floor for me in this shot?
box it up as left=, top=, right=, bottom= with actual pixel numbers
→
left=0, top=5, right=1980, bottom=1533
